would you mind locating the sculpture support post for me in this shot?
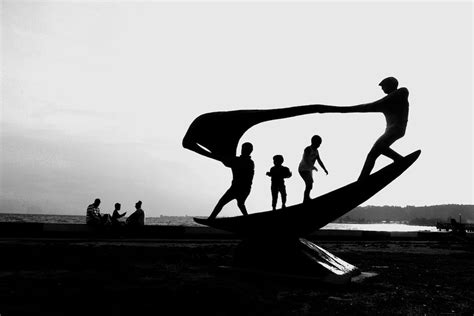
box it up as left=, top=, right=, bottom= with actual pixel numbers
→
left=232, top=237, right=360, bottom=284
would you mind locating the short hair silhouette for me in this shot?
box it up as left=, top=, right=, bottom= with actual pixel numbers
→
left=241, top=142, right=253, bottom=155
left=94, top=198, right=101, bottom=206
left=115, top=203, right=121, bottom=209
left=135, top=200, right=142, bottom=208
left=273, top=155, right=284, bottom=165
left=311, top=135, right=322, bottom=146
left=379, top=77, right=398, bottom=91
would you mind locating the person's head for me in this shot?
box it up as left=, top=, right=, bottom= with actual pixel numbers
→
left=379, top=77, right=398, bottom=94
left=93, top=198, right=101, bottom=207
left=115, top=203, right=121, bottom=210
left=135, top=200, right=142, bottom=209
left=273, top=155, right=284, bottom=166
left=241, top=142, right=253, bottom=156
left=311, top=135, right=322, bottom=148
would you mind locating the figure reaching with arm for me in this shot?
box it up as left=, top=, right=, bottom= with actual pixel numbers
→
left=183, top=77, right=409, bottom=180
left=208, top=142, right=255, bottom=220
left=298, top=135, right=328, bottom=203
left=318, top=77, right=409, bottom=179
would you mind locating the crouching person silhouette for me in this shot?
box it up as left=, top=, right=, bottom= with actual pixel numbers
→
left=208, top=142, right=255, bottom=220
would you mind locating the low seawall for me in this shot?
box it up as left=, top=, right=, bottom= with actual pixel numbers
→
left=0, top=222, right=470, bottom=241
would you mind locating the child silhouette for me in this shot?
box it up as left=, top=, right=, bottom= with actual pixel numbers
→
left=266, top=155, right=292, bottom=210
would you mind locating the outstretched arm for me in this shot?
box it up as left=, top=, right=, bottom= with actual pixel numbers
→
left=315, top=99, right=384, bottom=114
left=316, top=156, right=328, bottom=175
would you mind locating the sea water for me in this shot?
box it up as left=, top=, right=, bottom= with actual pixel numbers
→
left=0, top=213, right=438, bottom=232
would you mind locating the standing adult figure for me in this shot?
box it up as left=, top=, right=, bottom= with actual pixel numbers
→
left=325, top=77, right=409, bottom=179
left=358, top=77, right=409, bottom=179
left=298, top=135, right=328, bottom=202
left=208, top=142, right=255, bottom=220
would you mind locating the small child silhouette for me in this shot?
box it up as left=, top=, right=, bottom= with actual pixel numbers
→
left=266, top=155, right=292, bottom=210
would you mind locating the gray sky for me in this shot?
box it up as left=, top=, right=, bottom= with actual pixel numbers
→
left=1, top=1, right=473, bottom=216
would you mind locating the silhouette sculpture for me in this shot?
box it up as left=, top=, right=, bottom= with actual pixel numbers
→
left=322, top=77, right=409, bottom=180
left=183, top=77, right=410, bottom=177
left=183, top=77, right=419, bottom=282
left=266, top=154, right=292, bottom=210
left=209, top=142, right=255, bottom=220
left=298, top=135, right=328, bottom=202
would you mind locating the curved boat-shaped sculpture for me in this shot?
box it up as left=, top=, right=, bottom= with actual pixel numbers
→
left=195, top=150, right=421, bottom=238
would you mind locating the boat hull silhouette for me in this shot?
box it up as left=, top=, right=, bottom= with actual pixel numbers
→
left=195, top=150, right=421, bottom=238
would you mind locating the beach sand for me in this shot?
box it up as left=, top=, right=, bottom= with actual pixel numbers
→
left=0, top=238, right=473, bottom=315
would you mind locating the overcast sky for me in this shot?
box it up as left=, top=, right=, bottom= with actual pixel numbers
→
left=1, top=1, right=473, bottom=217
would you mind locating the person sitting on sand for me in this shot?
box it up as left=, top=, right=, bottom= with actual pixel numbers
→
left=126, top=201, right=145, bottom=226
left=111, top=203, right=127, bottom=226
left=298, top=135, right=328, bottom=203
left=86, top=198, right=103, bottom=226
left=208, top=142, right=255, bottom=220
left=266, top=154, right=292, bottom=210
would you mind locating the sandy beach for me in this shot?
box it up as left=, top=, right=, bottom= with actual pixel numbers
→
left=0, top=236, right=473, bottom=315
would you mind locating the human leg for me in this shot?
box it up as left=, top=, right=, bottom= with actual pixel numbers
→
left=358, top=148, right=381, bottom=180
left=236, top=188, right=250, bottom=216
left=209, top=188, right=235, bottom=220
left=359, top=132, right=403, bottom=180
left=381, top=146, right=403, bottom=161
left=281, top=185, right=287, bottom=208
left=299, top=170, right=313, bottom=202
left=271, top=185, right=278, bottom=210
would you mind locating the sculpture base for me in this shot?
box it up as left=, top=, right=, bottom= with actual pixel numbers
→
left=230, top=238, right=360, bottom=284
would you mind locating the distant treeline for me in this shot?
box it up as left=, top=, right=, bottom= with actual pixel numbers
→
left=337, top=204, right=474, bottom=225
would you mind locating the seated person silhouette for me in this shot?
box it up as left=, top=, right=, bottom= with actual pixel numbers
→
left=86, top=198, right=103, bottom=226
left=208, top=142, right=255, bottom=220
left=111, top=203, right=127, bottom=226
left=266, top=154, right=292, bottom=210
left=126, top=201, right=145, bottom=227
left=298, top=135, right=328, bottom=202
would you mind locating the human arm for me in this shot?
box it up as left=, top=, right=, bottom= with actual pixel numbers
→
left=316, top=156, right=328, bottom=175
left=312, top=96, right=388, bottom=114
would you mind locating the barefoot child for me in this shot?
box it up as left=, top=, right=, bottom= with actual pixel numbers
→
left=266, top=155, right=292, bottom=210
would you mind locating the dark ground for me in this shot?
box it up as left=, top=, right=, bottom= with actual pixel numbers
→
left=0, top=238, right=473, bottom=315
